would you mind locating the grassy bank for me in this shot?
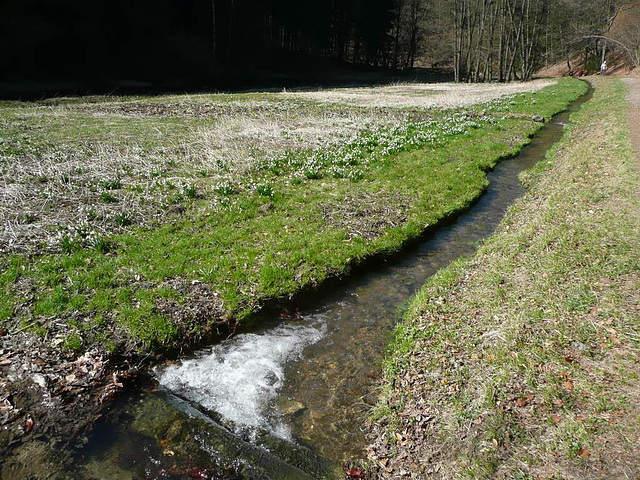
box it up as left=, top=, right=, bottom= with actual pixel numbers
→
left=367, top=78, right=639, bottom=478
left=0, top=79, right=585, bottom=353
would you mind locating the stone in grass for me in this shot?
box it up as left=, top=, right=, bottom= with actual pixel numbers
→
left=258, top=202, right=274, bottom=213
left=166, top=204, right=186, bottom=216
left=32, top=373, right=47, bottom=389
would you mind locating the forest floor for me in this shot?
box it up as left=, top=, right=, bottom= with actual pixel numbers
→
left=366, top=77, right=640, bottom=479
left=0, top=79, right=585, bottom=477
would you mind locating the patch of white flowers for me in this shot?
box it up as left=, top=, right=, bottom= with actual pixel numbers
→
left=55, top=219, right=104, bottom=252
left=210, top=195, right=242, bottom=213
left=214, top=179, right=236, bottom=196
left=257, top=112, right=496, bottom=183
left=247, top=180, right=274, bottom=197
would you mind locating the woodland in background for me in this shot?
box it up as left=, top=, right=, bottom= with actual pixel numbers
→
left=449, top=0, right=639, bottom=81
left=1, top=0, right=639, bottom=90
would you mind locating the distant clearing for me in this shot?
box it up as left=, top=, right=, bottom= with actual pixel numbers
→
left=284, top=80, right=554, bottom=108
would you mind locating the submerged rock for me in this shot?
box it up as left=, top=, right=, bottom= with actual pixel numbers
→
left=127, top=393, right=343, bottom=479
left=280, top=400, right=307, bottom=416
left=0, top=440, right=72, bottom=480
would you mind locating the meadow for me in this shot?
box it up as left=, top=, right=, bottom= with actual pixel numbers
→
left=0, top=79, right=585, bottom=354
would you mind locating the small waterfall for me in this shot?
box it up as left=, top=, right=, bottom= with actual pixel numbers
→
left=157, top=316, right=326, bottom=440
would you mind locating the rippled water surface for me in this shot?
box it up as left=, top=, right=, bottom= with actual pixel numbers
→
left=158, top=319, right=327, bottom=440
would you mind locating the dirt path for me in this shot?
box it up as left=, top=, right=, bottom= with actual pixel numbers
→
left=623, top=77, right=640, bottom=164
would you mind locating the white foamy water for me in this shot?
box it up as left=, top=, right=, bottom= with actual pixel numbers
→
left=157, top=319, right=325, bottom=440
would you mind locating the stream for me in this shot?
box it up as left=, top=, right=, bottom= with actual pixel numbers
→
left=76, top=88, right=590, bottom=479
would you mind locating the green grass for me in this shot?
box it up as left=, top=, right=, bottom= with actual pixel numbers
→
left=369, top=78, right=640, bottom=478
left=478, top=76, right=588, bottom=120
left=0, top=79, right=587, bottom=352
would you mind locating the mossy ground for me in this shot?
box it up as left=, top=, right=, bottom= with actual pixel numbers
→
left=367, top=78, right=639, bottom=479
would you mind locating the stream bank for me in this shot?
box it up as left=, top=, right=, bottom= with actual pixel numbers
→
left=60, top=86, right=592, bottom=479
left=366, top=78, right=640, bottom=478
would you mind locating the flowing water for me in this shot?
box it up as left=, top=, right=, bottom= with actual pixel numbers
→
left=77, top=89, right=590, bottom=479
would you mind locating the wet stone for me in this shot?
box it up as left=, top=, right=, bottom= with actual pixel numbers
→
left=1, top=440, right=71, bottom=480
left=281, top=400, right=307, bottom=417
left=0, top=428, right=14, bottom=452
left=165, top=419, right=186, bottom=443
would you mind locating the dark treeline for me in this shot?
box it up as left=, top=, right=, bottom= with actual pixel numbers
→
left=3, top=1, right=213, bottom=82
left=1, top=0, right=634, bottom=92
left=1, top=0, right=414, bottom=88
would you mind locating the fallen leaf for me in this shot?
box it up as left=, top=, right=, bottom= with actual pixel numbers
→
left=562, top=381, right=574, bottom=390
left=516, top=397, right=527, bottom=407
left=577, top=448, right=590, bottom=459
left=185, top=468, right=208, bottom=479
left=345, top=467, right=366, bottom=479
left=25, top=417, right=34, bottom=433
left=550, top=414, right=561, bottom=424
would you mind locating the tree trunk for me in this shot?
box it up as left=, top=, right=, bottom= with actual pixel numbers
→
left=211, top=0, right=216, bottom=61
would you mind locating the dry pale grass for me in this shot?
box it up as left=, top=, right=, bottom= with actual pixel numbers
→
left=0, top=80, right=555, bottom=254
left=187, top=81, right=556, bottom=177
left=188, top=109, right=410, bottom=176
left=0, top=93, right=405, bottom=254
left=0, top=143, right=188, bottom=254
left=284, top=80, right=555, bottom=108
